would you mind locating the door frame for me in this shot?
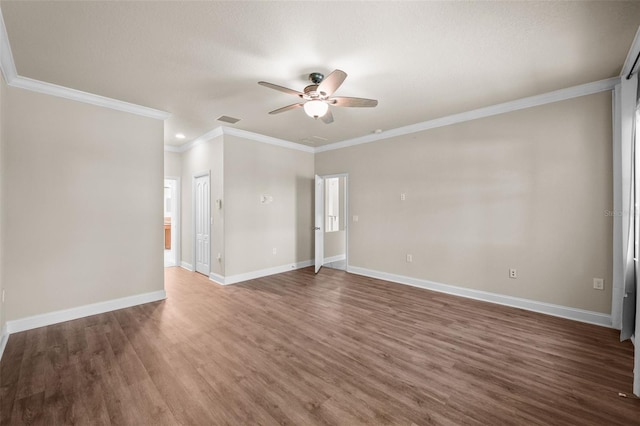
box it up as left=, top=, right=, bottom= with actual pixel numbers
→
left=192, top=170, right=211, bottom=275
left=315, top=175, right=325, bottom=273
left=317, top=173, right=349, bottom=272
left=164, top=176, right=181, bottom=267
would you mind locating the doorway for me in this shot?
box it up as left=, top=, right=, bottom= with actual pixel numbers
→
left=164, top=177, right=180, bottom=267
left=193, top=171, right=211, bottom=276
left=315, top=174, right=348, bottom=273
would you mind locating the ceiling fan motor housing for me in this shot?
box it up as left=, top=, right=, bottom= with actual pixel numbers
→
left=309, top=72, right=324, bottom=84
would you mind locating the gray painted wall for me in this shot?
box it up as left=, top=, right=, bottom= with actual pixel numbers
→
left=3, top=86, right=164, bottom=320
left=316, top=92, right=613, bottom=313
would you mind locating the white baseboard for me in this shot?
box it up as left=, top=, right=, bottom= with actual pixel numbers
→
left=0, top=323, right=8, bottom=362
left=323, top=254, right=346, bottom=265
left=347, top=266, right=612, bottom=328
left=209, top=272, right=225, bottom=285
left=210, top=260, right=313, bottom=285
left=5, top=290, right=167, bottom=334
left=180, top=261, right=194, bottom=271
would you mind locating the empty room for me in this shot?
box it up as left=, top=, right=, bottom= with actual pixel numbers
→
left=1, top=1, right=640, bottom=425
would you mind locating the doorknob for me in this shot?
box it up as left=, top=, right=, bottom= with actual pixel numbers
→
left=314, top=227, right=321, bottom=230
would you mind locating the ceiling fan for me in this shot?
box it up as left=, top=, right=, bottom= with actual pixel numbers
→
left=258, top=69, right=378, bottom=124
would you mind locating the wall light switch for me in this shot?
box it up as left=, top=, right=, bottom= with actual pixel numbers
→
left=406, top=254, right=413, bottom=263
left=401, top=193, right=406, bottom=201
left=353, top=215, right=359, bottom=222
left=593, top=278, right=604, bottom=290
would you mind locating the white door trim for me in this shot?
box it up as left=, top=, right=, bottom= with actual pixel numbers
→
left=164, top=176, right=181, bottom=267
left=193, top=170, right=211, bottom=276
left=318, top=173, right=349, bottom=271
left=315, top=175, right=324, bottom=273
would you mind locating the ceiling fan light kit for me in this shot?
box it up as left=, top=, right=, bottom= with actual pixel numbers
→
left=303, top=100, right=329, bottom=118
left=258, top=69, right=378, bottom=124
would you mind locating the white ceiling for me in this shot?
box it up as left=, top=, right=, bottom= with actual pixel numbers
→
left=2, top=1, right=639, bottom=147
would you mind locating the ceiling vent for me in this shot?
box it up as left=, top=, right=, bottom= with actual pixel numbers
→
left=301, top=136, right=329, bottom=145
left=217, top=115, right=240, bottom=124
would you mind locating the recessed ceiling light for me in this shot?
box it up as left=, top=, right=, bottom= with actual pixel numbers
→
left=176, top=133, right=186, bottom=139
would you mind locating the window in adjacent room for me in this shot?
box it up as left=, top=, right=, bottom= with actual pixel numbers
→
left=325, top=177, right=340, bottom=232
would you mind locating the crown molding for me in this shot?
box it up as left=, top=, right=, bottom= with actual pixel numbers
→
left=223, top=126, right=314, bottom=153
left=0, top=7, right=170, bottom=120
left=315, top=77, right=620, bottom=153
left=621, top=25, right=640, bottom=78
left=166, top=125, right=314, bottom=154
left=169, top=126, right=224, bottom=153
left=9, top=76, right=171, bottom=120
left=0, top=8, right=16, bottom=83
left=0, top=2, right=631, bottom=150
left=167, top=76, right=619, bottom=156
left=169, top=25, right=632, bottom=155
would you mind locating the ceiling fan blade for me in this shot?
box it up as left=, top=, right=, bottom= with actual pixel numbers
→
left=330, top=97, right=378, bottom=108
left=269, top=103, right=304, bottom=114
left=318, top=69, right=347, bottom=97
left=321, top=109, right=334, bottom=124
left=258, top=81, right=304, bottom=97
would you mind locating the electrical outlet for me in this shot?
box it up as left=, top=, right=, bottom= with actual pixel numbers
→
left=401, top=193, right=406, bottom=201
left=272, top=247, right=277, bottom=255
left=593, top=278, right=604, bottom=290
left=406, top=254, right=413, bottom=263
left=509, top=268, right=517, bottom=279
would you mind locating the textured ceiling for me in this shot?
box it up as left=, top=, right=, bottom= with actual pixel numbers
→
left=2, top=1, right=640, bottom=147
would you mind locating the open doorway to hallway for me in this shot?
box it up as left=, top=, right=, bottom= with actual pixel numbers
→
left=164, top=177, right=180, bottom=267
left=323, top=175, right=347, bottom=271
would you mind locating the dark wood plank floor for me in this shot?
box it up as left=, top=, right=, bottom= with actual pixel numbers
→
left=1, top=267, right=639, bottom=425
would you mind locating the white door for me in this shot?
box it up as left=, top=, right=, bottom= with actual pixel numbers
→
left=315, top=175, right=324, bottom=273
left=164, top=179, right=176, bottom=267
left=194, top=174, right=210, bottom=276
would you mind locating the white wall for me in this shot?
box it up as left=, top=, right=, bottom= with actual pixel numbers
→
left=164, top=151, right=182, bottom=177
left=0, top=72, right=5, bottom=334
left=3, top=86, right=164, bottom=321
left=174, top=133, right=314, bottom=279
left=325, top=231, right=346, bottom=259
left=316, top=92, right=613, bottom=314
left=224, top=135, right=314, bottom=276
left=180, top=136, right=224, bottom=274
